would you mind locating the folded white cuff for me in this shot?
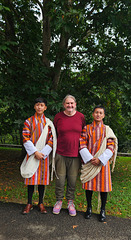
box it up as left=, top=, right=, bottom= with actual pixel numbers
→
left=24, top=141, right=37, bottom=156
left=79, top=148, right=93, bottom=164
left=40, top=144, right=52, bottom=159
left=98, top=149, right=113, bottom=166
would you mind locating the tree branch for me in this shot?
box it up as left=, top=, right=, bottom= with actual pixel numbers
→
left=32, top=0, right=44, bottom=16
left=69, top=49, right=106, bottom=57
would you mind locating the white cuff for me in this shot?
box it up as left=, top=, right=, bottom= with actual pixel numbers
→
left=79, top=148, right=93, bottom=164
left=24, top=141, right=37, bottom=156
left=98, top=149, right=113, bottom=166
left=40, top=144, right=52, bottom=159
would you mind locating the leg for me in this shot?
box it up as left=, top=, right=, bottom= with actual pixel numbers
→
left=99, top=192, right=107, bottom=222
left=55, top=154, right=66, bottom=200
left=100, top=192, right=107, bottom=210
left=85, top=190, right=93, bottom=208
left=38, top=185, right=47, bottom=213
left=66, top=157, right=80, bottom=200
left=38, top=185, right=45, bottom=204
left=85, top=190, right=93, bottom=219
left=28, top=185, right=34, bottom=204
left=53, top=154, right=66, bottom=214
left=23, top=185, right=34, bottom=214
left=66, top=157, right=80, bottom=216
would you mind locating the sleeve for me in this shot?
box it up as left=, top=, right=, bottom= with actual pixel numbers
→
left=23, top=141, right=37, bottom=156
left=98, top=149, right=113, bottom=166
left=79, top=125, right=88, bottom=150
left=22, top=119, right=37, bottom=155
left=46, top=126, right=53, bottom=148
left=40, top=144, right=52, bottom=159
left=98, top=138, right=115, bottom=166
left=79, top=148, right=93, bottom=163
left=106, top=138, right=115, bottom=152
left=22, top=119, right=31, bottom=143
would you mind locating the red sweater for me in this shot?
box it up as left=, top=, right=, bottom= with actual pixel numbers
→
left=54, top=111, right=86, bottom=157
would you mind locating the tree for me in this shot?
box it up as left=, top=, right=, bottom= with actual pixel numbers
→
left=0, top=0, right=130, bottom=150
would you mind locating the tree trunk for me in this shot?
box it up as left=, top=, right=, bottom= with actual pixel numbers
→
left=3, top=0, right=16, bottom=42
left=53, top=33, right=69, bottom=89
left=42, top=0, right=51, bottom=67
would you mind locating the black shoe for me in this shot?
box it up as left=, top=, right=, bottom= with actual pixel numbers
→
left=85, top=207, right=92, bottom=219
left=99, top=209, right=106, bottom=222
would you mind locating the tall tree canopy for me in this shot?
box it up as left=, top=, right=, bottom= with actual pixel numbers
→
left=0, top=0, right=130, bottom=151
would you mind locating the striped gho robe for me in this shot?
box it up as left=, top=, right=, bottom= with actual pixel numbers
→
left=80, top=120, right=115, bottom=192
left=23, top=113, right=53, bottom=185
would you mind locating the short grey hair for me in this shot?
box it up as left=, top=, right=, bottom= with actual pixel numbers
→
left=62, top=94, right=76, bottom=104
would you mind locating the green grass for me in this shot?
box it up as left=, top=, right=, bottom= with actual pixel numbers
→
left=0, top=147, right=21, bottom=151
left=0, top=148, right=130, bottom=219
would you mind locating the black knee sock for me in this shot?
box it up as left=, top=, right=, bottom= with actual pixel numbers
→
left=38, top=185, right=45, bottom=204
left=85, top=190, right=93, bottom=208
left=100, top=192, right=107, bottom=210
left=28, top=185, right=34, bottom=204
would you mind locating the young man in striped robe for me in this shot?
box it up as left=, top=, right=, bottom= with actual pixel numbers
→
left=79, top=105, right=118, bottom=222
left=21, top=97, right=55, bottom=214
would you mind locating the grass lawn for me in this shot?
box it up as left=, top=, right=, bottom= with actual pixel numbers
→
left=0, top=147, right=131, bottom=219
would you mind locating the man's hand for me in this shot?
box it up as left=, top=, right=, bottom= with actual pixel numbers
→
left=34, top=151, right=44, bottom=161
left=90, top=157, right=100, bottom=166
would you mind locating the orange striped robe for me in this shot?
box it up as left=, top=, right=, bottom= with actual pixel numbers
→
left=23, top=113, right=53, bottom=185
left=80, top=121, right=114, bottom=192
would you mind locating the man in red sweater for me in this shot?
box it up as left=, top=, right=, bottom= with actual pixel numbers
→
left=53, top=95, right=86, bottom=216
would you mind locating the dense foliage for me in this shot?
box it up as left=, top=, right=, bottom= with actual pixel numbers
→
left=0, top=0, right=131, bottom=151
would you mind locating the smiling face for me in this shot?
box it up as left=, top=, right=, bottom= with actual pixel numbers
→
left=63, top=97, right=76, bottom=116
left=92, top=108, right=105, bottom=124
left=34, top=102, right=47, bottom=116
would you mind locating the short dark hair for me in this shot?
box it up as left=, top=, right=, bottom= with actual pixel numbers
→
left=93, top=105, right=105, bottom=114
left=34, top=97, right=47, bottom=106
